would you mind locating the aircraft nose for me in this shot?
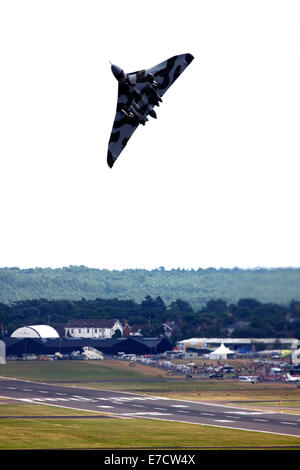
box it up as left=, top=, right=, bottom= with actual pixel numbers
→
left=111, top=64, right=125, bottom=81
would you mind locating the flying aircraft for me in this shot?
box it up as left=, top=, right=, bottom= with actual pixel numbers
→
left=107, top=53, right=194, bottom=168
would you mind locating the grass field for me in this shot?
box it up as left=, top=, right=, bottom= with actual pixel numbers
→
left=0, top=358, right=159, bottom=382
left=0, top=402, right=300, bottom=450
left=1, top=360, right=300, bottom=449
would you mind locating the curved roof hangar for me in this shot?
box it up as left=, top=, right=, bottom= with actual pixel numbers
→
left=11, top=325, right=59, bottom=339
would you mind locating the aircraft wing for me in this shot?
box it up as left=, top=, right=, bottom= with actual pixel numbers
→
left=107, top=82, right=140, bottom=168
left=145, top=53, right=194, bottom=98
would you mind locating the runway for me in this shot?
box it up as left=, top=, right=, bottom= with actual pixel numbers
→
left=1, top=377, right=300, bottom=438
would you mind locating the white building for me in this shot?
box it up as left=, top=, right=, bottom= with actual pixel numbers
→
left=64, top=319, right=123, bottom=339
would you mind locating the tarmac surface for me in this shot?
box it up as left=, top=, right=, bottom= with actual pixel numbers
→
left=1, top=377, right=300, bottom=438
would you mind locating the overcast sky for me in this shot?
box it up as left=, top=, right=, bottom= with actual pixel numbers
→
left=0, top=1, right=299, bottom=271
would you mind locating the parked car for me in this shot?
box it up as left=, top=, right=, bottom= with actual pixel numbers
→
left=238, top=375, right=259, bottom=383
left=209, top=372, right=224, bottom=379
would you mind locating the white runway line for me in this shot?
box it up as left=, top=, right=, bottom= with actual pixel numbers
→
left=214, top=420, right=235, bottom=423
left=171, top=405, right=189, bottom=408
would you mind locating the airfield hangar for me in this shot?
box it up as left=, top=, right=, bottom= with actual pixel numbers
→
left=11, top=325, right=60, bottom=339
left=3, top=335, right=171, bottom=357
left=5, top=321, right=172, bottom=357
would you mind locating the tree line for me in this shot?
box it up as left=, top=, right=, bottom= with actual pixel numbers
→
left=0, top=265, right=300, bottom=309
left=1, top=296, right=300, bottom=344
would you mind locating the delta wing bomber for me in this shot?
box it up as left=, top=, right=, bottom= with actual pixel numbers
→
left=107, top=53, right=194, bottom=168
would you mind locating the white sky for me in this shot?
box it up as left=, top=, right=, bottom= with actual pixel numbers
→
left=0, top=1, right=300, bottom=271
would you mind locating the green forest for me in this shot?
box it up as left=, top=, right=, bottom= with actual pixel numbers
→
left=1, top=296, right=300, bottom=343
left=0, top=265, right=300, bottom=308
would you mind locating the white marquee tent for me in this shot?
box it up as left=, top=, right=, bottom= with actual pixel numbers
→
left=209, top=342, right=235, bottom=360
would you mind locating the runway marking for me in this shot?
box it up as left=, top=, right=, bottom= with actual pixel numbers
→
left=131, top=405, right=144, bottom=408
left=29, top=398, right=69, bottom=402
left=280, top=422, right=297, bottom=425
left=121, top=412, right=173, bottom=417
left=253, top=418, right=268, bottom=422
left=214, top=420, right=235, bottom=423
left=201, top=413, right=215, bottom=416
left=20, top=398, right=71, bottom=403
left=171, top=405, right=189, bottom=408
left=69, top=398, right=86, bottom=401
left=50, top=398, right=69, bottom=402
left=110, top=396, right=157, bottom=402
left=70, top=397, right=98, bottom=402
left=45, top=398, right=68, bottom=402
left=154, top=408, right=167, bottom=411
left=97, top=406, right=114, bottom=408
left=227, top=411, right=272, bottom=415
left=95, top=396, right=160, bottom=404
